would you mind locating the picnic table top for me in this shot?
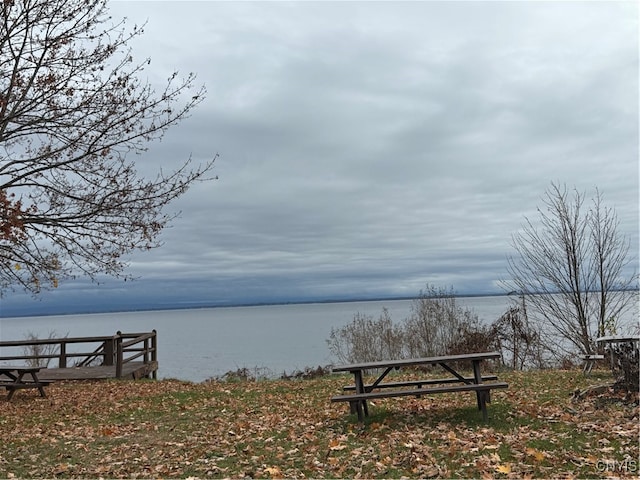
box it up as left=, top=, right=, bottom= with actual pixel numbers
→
left=596, top=335, right=640, bottom=344
left=332, top=351, right=502, bottom=373
left=0, top=366, right=42, bottom=373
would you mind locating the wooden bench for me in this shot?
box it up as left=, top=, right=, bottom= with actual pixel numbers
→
left=0, top=367, right=51, bottom=400
left=331, top=352, right=507, bottom=422
left=332, top=381, right=509, bottom=421
left=581, top=354, right=605, bottom=375
left=342, top=375, right=498, bottom=392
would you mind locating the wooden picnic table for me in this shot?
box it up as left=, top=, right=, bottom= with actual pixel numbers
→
left=0, top=367, right=50, bottom=400
left=596, top=335, right=640, bottom=371
left=331, top=351, right=507, bottom=422
left=596, top=335, right=640, bottom=346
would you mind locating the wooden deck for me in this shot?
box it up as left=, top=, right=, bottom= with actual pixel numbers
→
left=0, top=331, right=158, bottom=382
left=37, top=361, right=158, bottom=381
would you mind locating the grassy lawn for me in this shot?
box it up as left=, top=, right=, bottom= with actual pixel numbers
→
left=0, top=369, right=638, bottom=478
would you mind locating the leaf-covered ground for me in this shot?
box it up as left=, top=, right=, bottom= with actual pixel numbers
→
left=0, top=369, right=637, bottom=478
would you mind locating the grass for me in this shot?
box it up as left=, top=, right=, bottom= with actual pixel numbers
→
left=0, top=369, right=638, bottom=478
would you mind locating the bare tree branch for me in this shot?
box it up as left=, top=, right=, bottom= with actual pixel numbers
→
left=504, top=183, right=638, bottom=355
left=0, top=0, right=216, bottom=294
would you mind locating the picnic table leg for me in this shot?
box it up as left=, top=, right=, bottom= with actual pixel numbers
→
left=471, top=360, right=491, bottom=421
left=479, top=396, right=488, bottom=422
left=471, top=360, right=483, bottom=410
left=6, top=371, right=23, bottom=401
left=354, top=370, right=368, bottom=421
left=29, top=371, right=47, bottom=398
left=3, top=369, right=47, bottom=400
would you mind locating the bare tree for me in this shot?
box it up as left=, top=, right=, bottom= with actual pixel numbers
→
left=505, top=183, right=638, bottom=355
left=0, top=0, right=216, bottom=294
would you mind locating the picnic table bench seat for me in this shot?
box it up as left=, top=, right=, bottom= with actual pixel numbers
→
left=332, top=381, right=509, bottom=402
left=342, top=375, right=498, bottom=391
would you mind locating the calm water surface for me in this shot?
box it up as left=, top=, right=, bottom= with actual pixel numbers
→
left=1, top=295, right=637, bottom=381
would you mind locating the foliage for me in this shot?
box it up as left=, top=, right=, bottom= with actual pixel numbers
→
left=215, top=367, right=273, bottom=382
left=0, top=0, right=216, bottom=295
left=605, top=342, right=640, bottom=393
left=328, top=286, right=497, bottom=365
left=491, top=299, right=548, bottom=370
left=0, top=370, right=637, bottom=478
left=327, top=308, right=404, bottom=364
left=403, top=285, right=478, bottom=358
left=504, top=183, right=638, bottom=356
left=446, top=319, right=498, bottom=358
left=280, top=365, right=333, bottom=380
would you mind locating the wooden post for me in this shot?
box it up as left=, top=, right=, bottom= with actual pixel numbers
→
left=115, top=332, right=123, bottom=378
left=58, top=341, right=67, bottom=368
left=143, top=338, right=149, bottom=364
left=103, top=338, right=114, bottom=366
left=151, top=330, right=157, bottom=380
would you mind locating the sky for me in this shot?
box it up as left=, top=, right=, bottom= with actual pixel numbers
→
left=1, top=0, right=639, bottom=316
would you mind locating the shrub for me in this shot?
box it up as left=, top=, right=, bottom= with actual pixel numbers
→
left=609, top=342, right=639, bottom=393
left=327, top=308, right=404, bottom=364
left=491, top=303, right=548, bottom=370
left=447, top=320, right=499, bottom=356
left=21, top=330, right=66, bottom=367
left=403, top=286, right=481, bottom=358
left=327, top=285, right=498, bottom=365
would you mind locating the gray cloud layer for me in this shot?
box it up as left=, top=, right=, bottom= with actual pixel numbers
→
left=2, top=1, right=638, bottom=315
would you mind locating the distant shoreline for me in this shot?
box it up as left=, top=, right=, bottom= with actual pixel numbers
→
left=2, top=289, right=637, bottom=319
left=2, top=292, right=510, bottom=319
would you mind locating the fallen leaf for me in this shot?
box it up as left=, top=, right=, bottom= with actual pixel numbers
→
left=264, top=466, right=282, bottom=478
left=53, top=464, right=70, bottom=475
left=525, top=447, right=545, bottom=462
left=329, top=439, right=347, bottom=451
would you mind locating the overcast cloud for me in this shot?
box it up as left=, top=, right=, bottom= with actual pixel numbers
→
left=2, top=1, right=638, bottom=315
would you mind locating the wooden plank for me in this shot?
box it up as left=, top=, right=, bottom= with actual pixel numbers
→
left=343, top=375, right=499, bottom=391
left=0, top=382, right=51, bottom=389
left=0, top=336, right=116, bottom=347
left=332, top=351, right=502, bottom=372
left=331, top=382, right=509, bottom=403
left=37, top=361, right=158, bottom=381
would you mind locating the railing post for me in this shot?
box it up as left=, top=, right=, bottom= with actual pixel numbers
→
left=103, top=338, right=114, bottom=366
left=115, top=332, right=123, bottom=378
left=58, top=341, right=67, bottom=368
left=144, top=338, right=149, bottom=364
left=152, top=329, right=157, bottom=379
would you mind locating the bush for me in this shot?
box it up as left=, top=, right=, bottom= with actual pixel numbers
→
left=491, top=303, right=548, bottom=370
left=404, top=286, right=482, bottom=358
left=327, top=308, right=404, bottom=364
left=22, top=330, right=66, bottom=367
left=447, top=320, right=499, bottom=356
left=327, top=285, right=499, bottom=365
left=609, top=342, right=639, bottom=393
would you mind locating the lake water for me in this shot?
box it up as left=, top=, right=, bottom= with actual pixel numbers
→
left=1, top=294, right=637, bottom=382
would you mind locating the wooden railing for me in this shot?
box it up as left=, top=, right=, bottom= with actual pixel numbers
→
left=0, top=330, right=157, bottom=379
left=115, top=331, right=158, bottom=379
